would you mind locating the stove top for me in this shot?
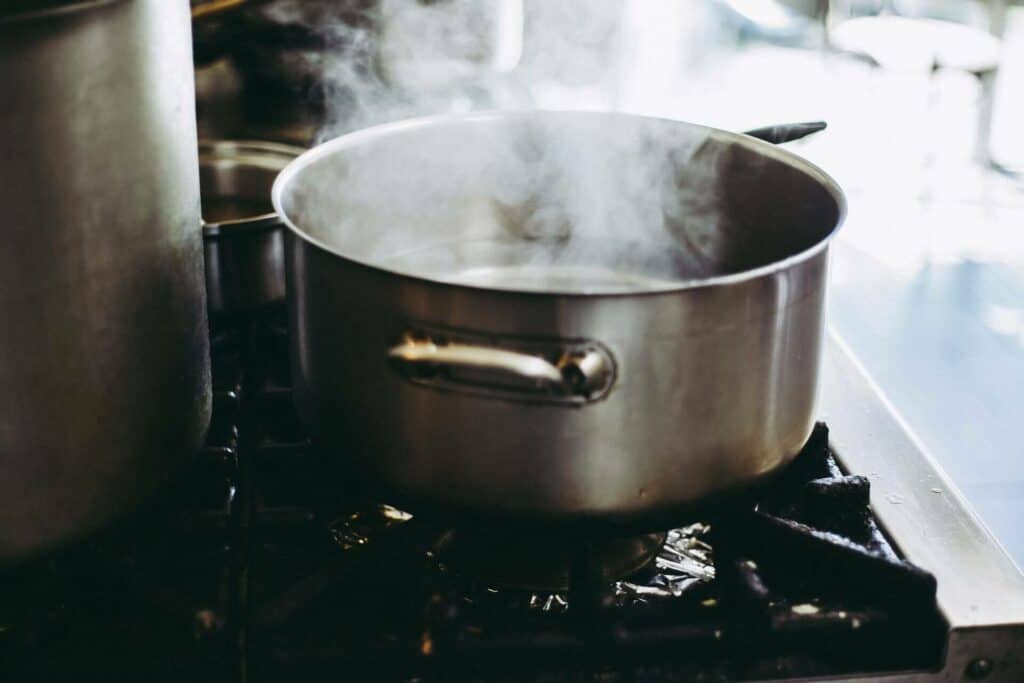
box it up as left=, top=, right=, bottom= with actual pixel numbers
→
left=2, top=309, right=1022, bottom=682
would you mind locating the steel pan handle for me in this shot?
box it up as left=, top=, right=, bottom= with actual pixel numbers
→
left=743, top=121, right=827, bottom=145
left=387, top=335, right=614, bottom=402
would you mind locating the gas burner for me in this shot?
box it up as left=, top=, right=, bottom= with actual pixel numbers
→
left=244, top=386, right=950, bottom=681
left=431, top=528, right=668, bottom=593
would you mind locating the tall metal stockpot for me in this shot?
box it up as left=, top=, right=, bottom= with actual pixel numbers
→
left=0, top=0, right=211, bottom=560
left=273, top=111, right=845, bottom=527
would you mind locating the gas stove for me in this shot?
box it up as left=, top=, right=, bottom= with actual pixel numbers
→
left=1, top=309, right=1022, bottom=682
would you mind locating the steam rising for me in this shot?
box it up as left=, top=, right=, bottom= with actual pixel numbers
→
left=283, top=111, right=743, bottom=293
left=261, top=0, right=530, bottom=139
left=266, top=1, right=776, bottom=293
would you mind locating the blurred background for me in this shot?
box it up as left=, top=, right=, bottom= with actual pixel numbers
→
left=193, top=0, right=1024, bottom=563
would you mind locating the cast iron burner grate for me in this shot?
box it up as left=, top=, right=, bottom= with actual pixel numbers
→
left=0, top=308, right=948, bottom=682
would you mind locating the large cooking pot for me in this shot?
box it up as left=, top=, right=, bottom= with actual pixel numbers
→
left=273, top=111, right=844, bottom=526
left=0, top=0, right=211, bottom=560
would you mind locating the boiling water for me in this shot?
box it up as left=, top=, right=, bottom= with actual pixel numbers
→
left=373, top=237, right=699, bottom=294
left=442, top=265, right=675, bottom=293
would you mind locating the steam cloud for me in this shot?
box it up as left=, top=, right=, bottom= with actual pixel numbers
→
left=267, top=1, right=738, bottom=293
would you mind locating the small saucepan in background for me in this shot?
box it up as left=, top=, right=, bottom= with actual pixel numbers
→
left=200, top=140, right=305, bottom=315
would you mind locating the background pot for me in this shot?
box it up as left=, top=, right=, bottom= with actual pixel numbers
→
left=0, top=0, right=211, bottom=561
left=201, top=140, right=304, bottom=316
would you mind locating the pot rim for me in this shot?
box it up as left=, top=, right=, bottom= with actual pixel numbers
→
left=200, top=139, right=305, bottom=237
left=272, top=109, right=848, bottom=298
left=0, top=0, right=121, bottom=24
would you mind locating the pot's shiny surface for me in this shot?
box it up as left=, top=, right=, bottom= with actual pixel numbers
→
left=200, top=140, right=303, bottom=314
left=0, top=0, right=210, bottom=560
left=275, top=111, right=844, bottom=523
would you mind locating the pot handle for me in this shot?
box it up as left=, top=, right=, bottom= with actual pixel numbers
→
left=742, top=121, right=827, bottom=145
left=388, top=335, right=614, bottom=402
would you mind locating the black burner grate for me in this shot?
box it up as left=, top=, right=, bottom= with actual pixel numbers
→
left=0, top=308, right=948, bottom=682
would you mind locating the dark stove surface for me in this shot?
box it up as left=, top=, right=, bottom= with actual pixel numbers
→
left=0, top=310, right=947, bottom=682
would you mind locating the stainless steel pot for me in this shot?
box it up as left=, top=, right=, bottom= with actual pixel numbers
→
left=273, top=111, right=845, bottom=526
left=0, top=0, right=211, bottom=560
left=201, top=140, right=304, bottom=315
